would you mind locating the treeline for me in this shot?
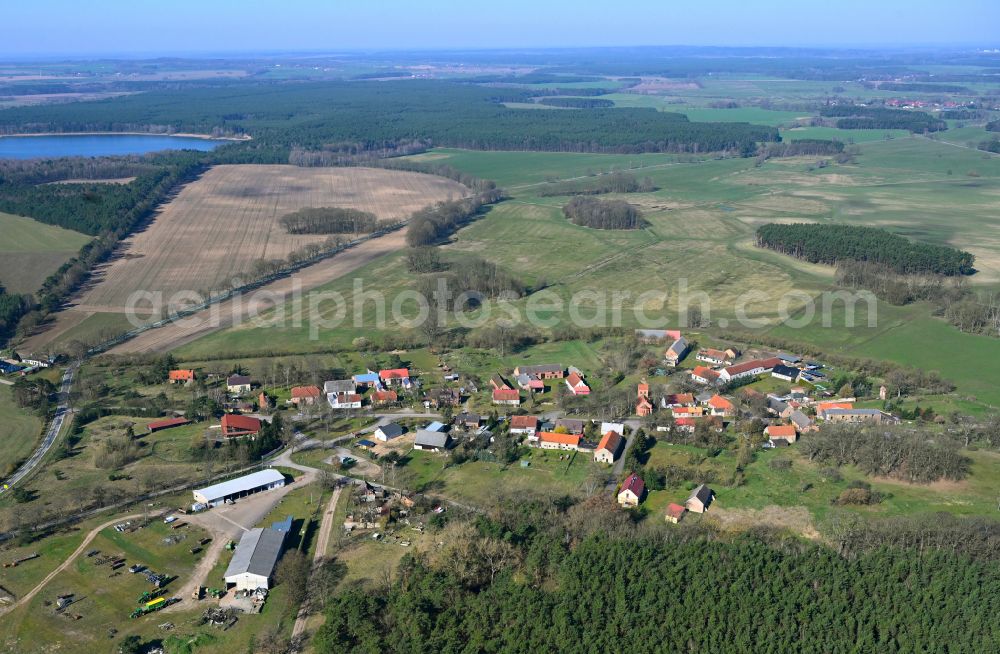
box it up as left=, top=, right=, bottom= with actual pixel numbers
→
left=563, top=196, right=643, bottom=230
left=538, top=171, right=656, bottom=197
left=279, top=207, right=379, bottom=234
left=988, top=120, right=1000, bottom=132
left=314, top=500, right=1000, bottom=654
left=0, top=286, right=31, bottom=344
left=755, top=223, right=975, bottom=276
left=0, top=80, right=779, bottom=155
left=406, top=190, right=505, bottom=247
left=800, top=424, right=970, bottom=483
left=0, top=156, right=158, bottom=185
left=536, top=97, right=616, bottom=109
left=819, top=105, right=946, bottom=132
left=374, top=158, right=496, bottom=193
left=875, top=82, right=972, bottom=93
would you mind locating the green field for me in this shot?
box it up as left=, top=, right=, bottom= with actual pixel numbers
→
left=0, top=384, right=43, bottom=478
left=0, top=211, right=90, bottom=294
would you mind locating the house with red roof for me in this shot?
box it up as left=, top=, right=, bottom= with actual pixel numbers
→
left=594, top=431, right=624, bottom=464
left=168, top=369, right=195, bottom=384
left=816, top=401, right=855, bottom=420
left=509, top=415, right=539, bottom=437
left=617, top=473, right=645, bottom=508
left=706, top=395, right=735, bottom=418
left=690, top=366, right=721, bottom=386
left=492, top=388, right=520, bottom=406
left=662, top=393, right=695, bottom=408
left=718, top=357, right=782, bottom=383
left=665, top=502, right=686, bottom=524
left=221, top=414, right=261, bottom=439
left=565, top=372, right=590, bottom=396
left=379, top=368, right=411, bottom=386
left=764, top=424, right=798, bottom=444
left=290, top=385, right=321, bottom=406
left=696, top=348, right=733, bottom=366
left=372, top=389, right=398, bottom=405
left=537, top=431, right=581, bottom=451
left=328, top=392, right=363, bottom=410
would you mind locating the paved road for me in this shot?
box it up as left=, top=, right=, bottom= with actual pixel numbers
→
left=1, top=364, right=76, bottom=494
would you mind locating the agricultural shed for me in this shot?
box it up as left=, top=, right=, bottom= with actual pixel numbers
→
left=193, top=469, right=285, bottom=508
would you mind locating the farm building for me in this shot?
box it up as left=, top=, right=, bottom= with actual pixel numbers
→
left=169, top=369, right=195, bottom=384
left=718, top=358, right=782, bottom=383
left=555, top=418, right=585, bottom=434
left=662, top=393, right=695, bottom=408
left=221, top=414, right=261, bottom=439
left=223, top=527, right=287, bottom=591
left=594, top=431, right=624, bottom=464
left=328, top=392, right=363, bottom=410
left=290, top=385, right=321, bottom=406
left=564, top=372, right=590, bottom=396
left=414, top=430, right=450, bottom=452
left=372, top=389, right=398, bottom=405
left=764, top=424, right=798, bottom=445
left=823, top=408, right=894, bottom=424
left=771, top=365, right=801, bottom=382
left=492, top=388, right=520, bottom=406
left=513, top=364, right=564, bottom=379
left=379, top=368, right=411, bottom=386
left=664, top=337, right=690, bottom=366
left=226, top=374, right=252, bottom=394
left=696, top=348, right=732, bottom=366
left=353, top=372, right=380, bottom=387
left=690, top=366, right=721, bottom=385
left=509, top=415, right=539, bottom=436
left=686, top=484, right=714, bottom=513
left=665, top=503, right=686, bottom=524
left=147, top=417, right=191, bottom=433
left=537, top=431, right=581, bottom=451
left=324, top=379, right=356, bottom=395
left=375, top=423, right=404, bottom=442
left=193, top=469, right=286, bottom=508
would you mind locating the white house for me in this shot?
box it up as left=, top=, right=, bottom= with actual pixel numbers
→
left=328, top=392, right=362, bottom=410
left=375, top=423, right=404, bottom=442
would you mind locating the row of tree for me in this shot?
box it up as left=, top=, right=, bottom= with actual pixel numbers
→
left=405, top=190, right=505, bottom=247
left=563, top=196, right=644, bottom=230
left=538, top=171, right=656, bottom=197
left=536, top=97, right=616, bottom=108
left=756, top=222, right=975, bottom=276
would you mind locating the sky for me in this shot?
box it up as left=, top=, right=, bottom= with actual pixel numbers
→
left=5, top=0, right=1000, bottom=56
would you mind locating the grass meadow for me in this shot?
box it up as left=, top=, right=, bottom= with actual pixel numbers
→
left=0, top=211, right=90, bottom=293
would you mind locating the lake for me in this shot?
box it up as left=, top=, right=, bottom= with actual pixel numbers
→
left=0, top=133, right=228, bottom=159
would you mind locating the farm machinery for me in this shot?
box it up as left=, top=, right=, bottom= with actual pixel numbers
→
left=129, top=596, right=178, bottom=618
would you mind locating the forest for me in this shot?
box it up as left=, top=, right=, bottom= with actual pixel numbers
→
left=563, top=196, right=644, bottom=230
left=313, top=497, right=1000, bottom=654
left=536, top=97, right=617, bottom=108
left=818, top=105, right=946, bottom=132
left=0, top=80, right=779, bottom=155
left=755, top=223, right=975, bottom=276
left=0, top=285, right=30, bottom=344
left=279, top=207, right=379, bottom=234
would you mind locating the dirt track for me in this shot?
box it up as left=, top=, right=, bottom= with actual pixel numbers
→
left=1, top=513, right=141, bottom=615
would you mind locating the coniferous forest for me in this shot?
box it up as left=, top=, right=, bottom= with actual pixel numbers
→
left=313, top=501, right=1000, bottom=654
left=755, top=223, right=975, bottom=276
